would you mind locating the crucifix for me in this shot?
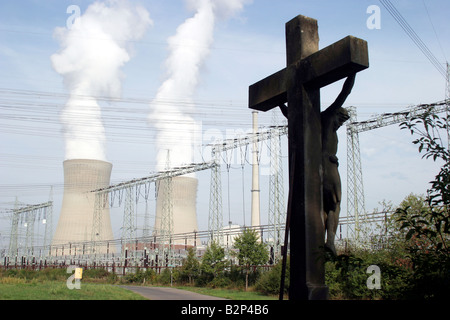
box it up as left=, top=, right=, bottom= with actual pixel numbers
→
left=249, top=15, right=369, bottom=300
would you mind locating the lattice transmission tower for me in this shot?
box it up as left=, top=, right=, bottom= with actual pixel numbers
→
left=209, top=146, right=224, bottom=246
left=42, top=187, right=53, bottom=257
left=122, top=185, right=137, bottom=249
left=91, top=191, right=106, bottom=254
left=8, top=200, right=53, bottom=259
left=158, top=151, right=174, bottom=266
left=268, top=112, right=286, bottom=262
left=346, top=106, right=367, bottom=243
left=8, top=198, right=20, bottom=258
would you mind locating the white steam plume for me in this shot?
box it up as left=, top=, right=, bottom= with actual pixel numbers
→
left=150, top=0, right=251, bottom=171
left=52, top=0, right=152, bottom=161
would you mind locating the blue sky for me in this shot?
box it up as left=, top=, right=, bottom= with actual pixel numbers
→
left=0, top=0, right=449, bottom=245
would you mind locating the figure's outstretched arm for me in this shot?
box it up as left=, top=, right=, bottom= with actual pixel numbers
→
left=327, top=73, right=356, bottom=112
left=278, top=103, right=288, bottom=119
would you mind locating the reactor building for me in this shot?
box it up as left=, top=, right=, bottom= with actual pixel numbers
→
left=52, top=159, right=115, bottom=254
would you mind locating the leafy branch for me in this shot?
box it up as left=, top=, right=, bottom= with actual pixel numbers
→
left=397, top=109, right=450, bottom=255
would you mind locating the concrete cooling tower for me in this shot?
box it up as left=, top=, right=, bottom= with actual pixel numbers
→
left=154, top=176, right=198, bottom=247
left=52, top=159, right=115, bottom=254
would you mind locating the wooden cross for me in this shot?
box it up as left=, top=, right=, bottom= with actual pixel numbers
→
left=249, top=15, right=369, bottom=300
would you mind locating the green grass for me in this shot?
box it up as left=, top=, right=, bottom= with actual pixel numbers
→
left=0, top=281, right=276, bottom=300
left=175, top=286, right=278, bottom=300
left=0, top=279, right=147, bottom=300
left=0, top=268, right=278, bottom=300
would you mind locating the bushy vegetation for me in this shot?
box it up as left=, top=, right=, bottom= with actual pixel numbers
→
left=323, top=247, right=413, bottom=300
left=179, top=229, right=270, bottom=290
left=254, top=258, right=289, bottom=296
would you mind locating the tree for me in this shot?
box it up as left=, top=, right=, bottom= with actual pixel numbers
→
left=200, top=241, right=226, bottom=282
left=396, top=110, right=450, bottom=299
left=233, top=228, right=269, bottom=290
left=180, top=247, right=200, bottom=285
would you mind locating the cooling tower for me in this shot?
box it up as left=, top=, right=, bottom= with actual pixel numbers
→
left=52, top=159, right=115, bottom=254
left=154, top=176, right=198, bottom=246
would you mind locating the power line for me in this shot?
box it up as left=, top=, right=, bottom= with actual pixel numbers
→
left=422, top=0, right=447, bottom=62
left=379, top=0, right=447, bottom=79
left=0, top=87, right=264, bottom=147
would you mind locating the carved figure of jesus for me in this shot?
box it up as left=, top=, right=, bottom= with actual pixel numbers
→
left=321, top=73, right=354, bottom=255
left=279, top=73, right=355, bottom=256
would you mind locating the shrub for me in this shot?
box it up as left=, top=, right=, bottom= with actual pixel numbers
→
left=123, top=268, right=157, bottom=284
left=208, top=276, right=232, bottom=288
left=39, top=268, right=68, bottom=281
left=325, top=249, right=413, bottom=300
left=255, top=259, right=289, bottom=296
left=83, top=268, right=110, bottom=279
left=157, top=268, right=173, bottom=285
